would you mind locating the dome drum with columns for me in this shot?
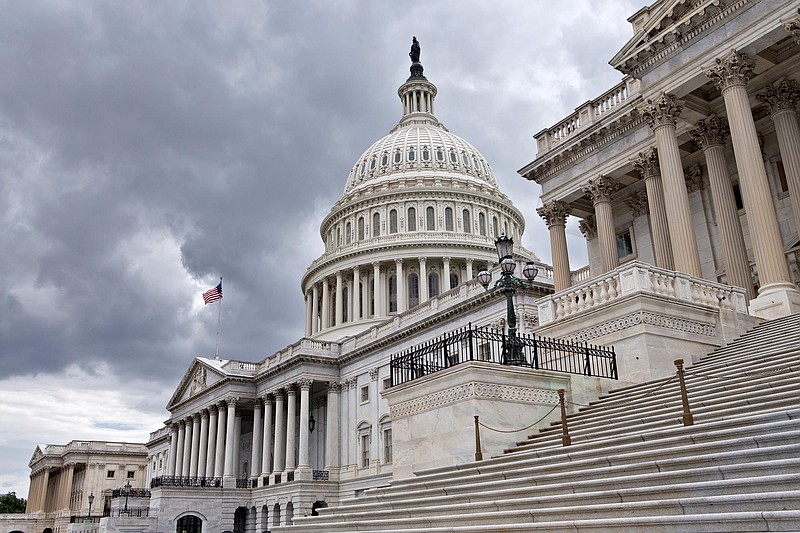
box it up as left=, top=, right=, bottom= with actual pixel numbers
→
left=301, top=43, right=536, bottom=340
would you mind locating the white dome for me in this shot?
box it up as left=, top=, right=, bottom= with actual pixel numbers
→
left=345, top=124, right=498, bottom=193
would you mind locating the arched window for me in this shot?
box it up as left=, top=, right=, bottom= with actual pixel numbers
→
left=463, top=209, right=471, bottom=234
left=176, top=515, right=202, bottom=533
left=407, top=147, right=415, bottom=161
left=436, top=147, right=445, bottom=161
left=345, top=221, right=352, bottom=244
left=492, top=216, right=499, bottom=238
left=503, top=222, right=508, bottom=236
left=369, top=156, right=377, bottom=171
left=444, top=207, right=454, bottom=231
left=343, top=286, right=349, bottom=322
left=407, top=207, right=417, bottom=231
left=358, top=217, right=365, bottom=241
left=286, top=502, right=294, bottom=526
left=426, top=206, right=435, bottom=230
left=479, top=212, right=486, bottom=236
left=273, top=504, right=281, bottom=527
left=428, top=272, right=440, bottom=298
left=449, top=272, right=459, bottom=290
left=381, top=152, right=389, bottom=167
left=337, top=227, right=342, bottom=245
left=408, top=273, right=420, bottom=308
left=394, top=149, right=402, bottom=163
left=389, top=209, right=398, bottom=234
left=462, top=152, right=471, bottom=167
left=388, top=275, right=397, bottom=313
left=422, top=146, right=430, bottom=161
left=449, top=149, right=458, bottom=164
left=372, top=212, right=380, bottom=237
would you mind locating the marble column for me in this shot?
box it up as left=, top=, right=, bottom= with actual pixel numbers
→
left=175, top=421, right=185, bottom=477
left=214, top=402, right=227, bottom=478
left=311, top=284, right=319, bottom=334
left=298, top=379, right=312, bottom=470
left=690, top=115, right=753, bottom=299
left=705, top=51, right=799, bottom=313
left=325, top=381, right=341, bottom=474
left=419, top=257, right=428, bottom=303
left=167, top=424, right=179, bottom=476
left=335, top=271, right=343, bottom=326
left=197, top=410, right=209, bottom=478
left=641, top=93, right=702, bottom=277
left=41, top=467, right=51, bottom=512
left=352, top=267, right=361, bottom=321
left=442, top=257, right=451, bottom=291
left=466, top=258, right=473, bottom=280
left=261, top=396, right=274, bottom=482
left=251, top=400, right=263, bottom=480
left=285, top=387, right=297, bottom=471
left=396, top=259, right=406, bottom=313
left=321, top=279, right=330, bottom=330
left=61, top=464, right=74, bottom=510
left=223, top=398, right=237, bottom=477
left=584, top=176, right=619, bottom=273
left=205, top=407, right=218, bottom=478
left=189, top=413, right=200, bottom=477
left=181, top=418, right=192, bottom=477
left=757, top=80, right=800, bottom=235
left=537, top=200, right=571, bottom=291
left=273, top=391, right=286, bottom=474
left=372, top=262, right=382, bottom=317
left=304, top=292, right=312, bottom=336
left=632, top=149, right=675, bottom=270
left=233, top=410, right=242, bottom=476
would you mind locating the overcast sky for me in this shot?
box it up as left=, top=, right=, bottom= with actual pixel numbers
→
left=0, top=0, right=641, bottom=497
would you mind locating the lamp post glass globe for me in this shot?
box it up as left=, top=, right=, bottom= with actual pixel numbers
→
left=476, top=269, right=491, bottom=288
left=523, top=262, right=538, bottom=280
left=500, top=257, right=516, bottom=274
left=494, top=234, right=514, bottom=260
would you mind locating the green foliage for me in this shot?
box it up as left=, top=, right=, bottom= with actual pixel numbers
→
left=0, top=492, right=27, bottom=513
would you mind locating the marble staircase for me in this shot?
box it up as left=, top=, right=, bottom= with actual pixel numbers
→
left=285, top=313, right=800, bottom=532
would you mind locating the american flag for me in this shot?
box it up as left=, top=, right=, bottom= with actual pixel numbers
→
left=203, top=281, right=223, bottom=304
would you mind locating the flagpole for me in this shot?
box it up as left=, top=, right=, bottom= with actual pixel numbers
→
left=215, top=276, right=222, bottom=358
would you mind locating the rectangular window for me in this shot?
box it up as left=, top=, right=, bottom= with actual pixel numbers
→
left=383, top=377, right=391, bottom=390
left=360, top=385, right=369, bottom=403
left=777, top=160, right=789, bottom=193
left=127, top=470, right=135, bottom=479
left=383, top=428, right=393, bottom=464
left=361, top=434, right=371, bottom=467
left=616, top=228, right=634, bottom=259
left=732, top=183, right=744, bottom=210
left=107, top=470, right=115, bottom=479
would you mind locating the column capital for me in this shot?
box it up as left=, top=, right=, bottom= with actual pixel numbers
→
left=625, top=191, right=649, bottom=218
left=297, top=379, right=313, bottom=391
left=690, top=114, right=729, bottom=149
left=705, top=50, right=754, bottom=91
left=192, top=412, right=201, bottom=421
left=272, top=389, right=285, bottom=401
left=578, top=215, right=597, bottom=239
left=326, top=380, right=341, bottom=393
left=395, top=258, right=403, bottom=266
left=369, top=368, right=379, bottom=381
left=785, top=12, right=800, bottom=45
left=284, top=385, right=297, bottom=396
left=225, top=396, right=239, bottom=408
left=640, top=93, right=683, bottom=130
left=465, top=257, right=474, bottom=265
left=583, top=176, right=618, bottom=204
left=262, top=394, right=274, bottom=405
left=199, top=409, right=209, bottom=418
left=756, top=80, right=800, bottom=116
left=684, top=164, right=705, bottom=193
left=372, top=261, right=380, bottom=268
left=418, top=256, right=427, bottom=263
left=536, top=200, right=569, bottom=228
left=631, top=148, right=660, bottom=179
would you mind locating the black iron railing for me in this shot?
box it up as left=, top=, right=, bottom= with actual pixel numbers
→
left=274, top=473, right=282, bottom=484
left=69, top=516, right=102, bottom=524
left=235, top=478, right=252, bottom=488
left=312, top=470, right=330, bottom=481
left=150, top=476, right=222, bottom=488
left=286, top=471, right=295, bottom=482
left=111, top=488, right=151, bottom=498
left=390, top=324, right=617, bottom=387
left=112, top=507, right=149, bottom=517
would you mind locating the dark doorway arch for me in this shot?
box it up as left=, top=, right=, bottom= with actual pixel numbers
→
left=175, top=514, right=202, bottom=533
left=311, top=500, right=328, bottom=516
left=233, top=506, right=247, bottom=533
left=43, top=529, right=53, bottom=533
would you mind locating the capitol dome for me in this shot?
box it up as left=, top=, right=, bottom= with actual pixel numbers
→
left=301, top=44, right=538, bottom=340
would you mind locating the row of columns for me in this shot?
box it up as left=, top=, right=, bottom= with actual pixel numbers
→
left=538, top=51, right=800, bottom=303
left=304, top=257, right=478, bottom=336
left=26, top=464, right=74, bottom=513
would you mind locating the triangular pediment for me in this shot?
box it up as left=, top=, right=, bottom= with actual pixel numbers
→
left=166, top=357, right=228, bottom=410
left=611, top=0, right=727, bottom=75
left=28, top=445, right=45, bottom=467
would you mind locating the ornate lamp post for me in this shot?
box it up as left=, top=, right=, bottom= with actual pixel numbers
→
left=121, top=480, right=131, bottom=516
left=477, top=234, right=539, bottom=365
left=86, top=492, right=94, bottom=522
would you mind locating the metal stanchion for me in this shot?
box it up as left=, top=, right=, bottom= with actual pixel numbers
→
left=558, top=389, right=571, bottom=446
left=674, top=359, right=694, bottom=426
left=474, top=415, right=483, bottom=461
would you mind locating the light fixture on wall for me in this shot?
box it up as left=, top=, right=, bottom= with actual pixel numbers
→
left=308, top=412, right=316, bottom=432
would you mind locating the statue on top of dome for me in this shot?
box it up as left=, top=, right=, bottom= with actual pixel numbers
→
left=409, top=36, right=421, bottom=63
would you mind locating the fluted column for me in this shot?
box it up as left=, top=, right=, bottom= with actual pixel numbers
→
left=641, top=93, right=702, bottom=277
left=321, top=279, right=330, bottom=330
left=335, top=271, right=343, bottom=325
left=233, top=410, right=242, bottom=476
left=174, top=420, right=185, bottom=477
left=632, top=149, right=675, bottom=270
left=466, top=258, right=473, bottom=280
left=418, top=257, right=428, bottom=303
left=352, top=267, right=361, bottom=321
left=251, top=400, right=263, bottom=480
left=584, top=176, right=619, bottom=273
left=273, top=391, right=286, bottom=474
left=324, top=381, right=341, bottom=473
left=205, top=406, right=218, bottom=477
left=396, top=259, right=406, bottom=313
left=181, top=418, right=192, bottom=477
left=189, top=413, right=200, bottom=477
left=690, top=115, right=753, bottom=299
left=537, top=200, right=571, bottom=291
left=261, top=396, right=273, bottom=480
left=298, top=379, right=312, bottom=470
left=311, top=284, right=319, bottom=334
left=214, top=402, right=226, bottom=477
left=285, top=386, right=297, bottom=470
left=372, top=262, right=382, bottom=317
left=706, top=52, right=796, bottom=297
left=197, top=410, right=209, bottom=478
left=442, top=257, right=451, bottom=291
left=304, top=291, right=312, bottom=336
left=223, top=398, right=237, bottom=477
left=60, top=464, right=74, bottom=510
left=167, top=424, right=179, bottom=476
left=758, top=80, right=800, bottom=236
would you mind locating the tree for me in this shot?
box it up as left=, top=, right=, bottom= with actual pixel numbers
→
left=0, top=492, right=27, bottom=513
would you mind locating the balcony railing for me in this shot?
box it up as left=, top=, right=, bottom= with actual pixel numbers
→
left=390, top=324, right=617, bottom=387
left=235, top=478, right=252, bottom=488
left=150, top=476, right=222, bottom=488
left=313, top=470, right=330, bottom=481
left=111, top=508, right=149, bottom=518
left=111, top=488, right=151, bottom=498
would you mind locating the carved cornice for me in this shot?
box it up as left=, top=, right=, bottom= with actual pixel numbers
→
left=756, top=80, right=800, bottom=116
left=625, top=190, right=649, bottom=218
left=631, top=148, right=660, bottom=179
left=583, top=176, right=618, bottom=204
left=784, top=9, right=800, bottom=45
left=705, top=51, right=754, bottom=91
left=327, top=381, right=342, bottom=393
left=684, top=164, right=705, bottom=193
left=640, top=93, right=683, bottom=130
left=578, top=215, right=597, bottom=239
left=536, top=200, right=569, bottom=228
left=562, top=311, right=716, bottom=343
left=297, top=378, right=313, bottom=391
left=690, top=114, right=729, bottom=149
